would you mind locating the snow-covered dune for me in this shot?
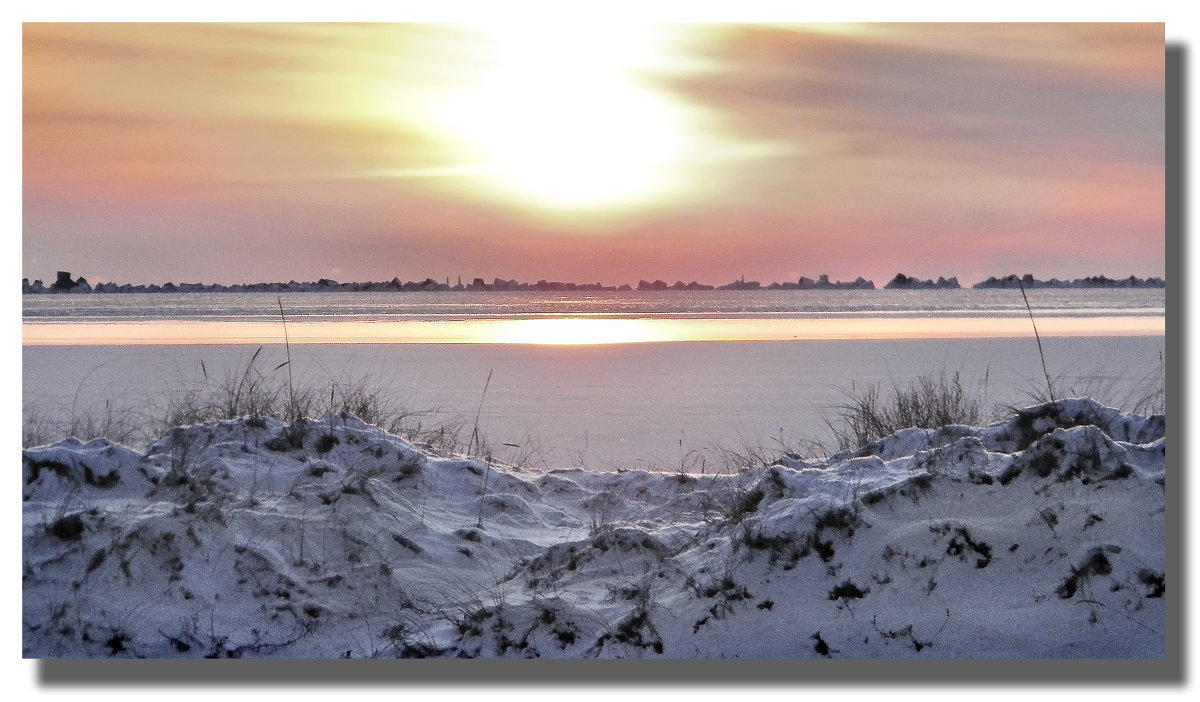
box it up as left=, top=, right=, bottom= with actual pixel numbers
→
left=22, top=399, right=1166, bottom=658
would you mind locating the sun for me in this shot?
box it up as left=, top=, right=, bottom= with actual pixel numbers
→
left=435, top=23, right=697, bottom=212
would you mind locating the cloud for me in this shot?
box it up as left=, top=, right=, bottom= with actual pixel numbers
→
left=662, top=24, right=1163, bottom=171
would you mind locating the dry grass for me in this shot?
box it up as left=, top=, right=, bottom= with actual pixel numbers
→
left=22, top=402, right=145, bottom=448
left=823, top=370, right=988, bottom=452
left=1019, top=353, right=1166, bottom=417
left=23, top=351, right=471, bottom=455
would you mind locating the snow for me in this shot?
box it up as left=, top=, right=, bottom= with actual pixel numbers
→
left=22, top=398, right=1165, bottom=658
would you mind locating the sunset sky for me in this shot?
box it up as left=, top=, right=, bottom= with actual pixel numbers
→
left=21, top=22, right=1165, bottom=287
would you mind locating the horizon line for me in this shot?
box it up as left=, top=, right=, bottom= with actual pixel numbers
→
left=22, top=271, right=1167, bottom=294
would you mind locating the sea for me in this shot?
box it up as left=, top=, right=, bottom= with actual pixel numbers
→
left=22, top=288, right=1166, bottom=470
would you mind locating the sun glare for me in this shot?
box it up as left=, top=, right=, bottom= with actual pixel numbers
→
left=435, top=23, right=696, bottom=212
left=488, top=318, right=667, bottom=345
left=23, top=317, right=1165, bottom=347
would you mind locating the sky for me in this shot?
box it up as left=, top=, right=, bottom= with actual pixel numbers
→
left=21, top=21, right=1165, bottom=287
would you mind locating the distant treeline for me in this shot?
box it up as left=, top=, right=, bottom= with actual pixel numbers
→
left=23, top=270, right=1166, bottom=294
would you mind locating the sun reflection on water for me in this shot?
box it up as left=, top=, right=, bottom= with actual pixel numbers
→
left=22, top=315, right=1165, bottom=346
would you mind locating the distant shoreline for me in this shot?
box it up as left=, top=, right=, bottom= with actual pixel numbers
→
left=22, top=271, right=1166, bottom=295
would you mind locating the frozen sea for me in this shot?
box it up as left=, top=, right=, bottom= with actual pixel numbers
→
left=22, top=289, right=1165, bottom=469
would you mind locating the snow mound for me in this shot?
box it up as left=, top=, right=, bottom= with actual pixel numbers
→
left=22, top=401, right=1166, bottom=658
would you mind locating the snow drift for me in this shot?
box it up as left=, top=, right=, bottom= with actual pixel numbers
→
left=22, top=399, right=1166, bottom=658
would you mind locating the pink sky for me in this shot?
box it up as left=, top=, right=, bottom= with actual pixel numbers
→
left=22, top=22, right=1164, bottom=287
